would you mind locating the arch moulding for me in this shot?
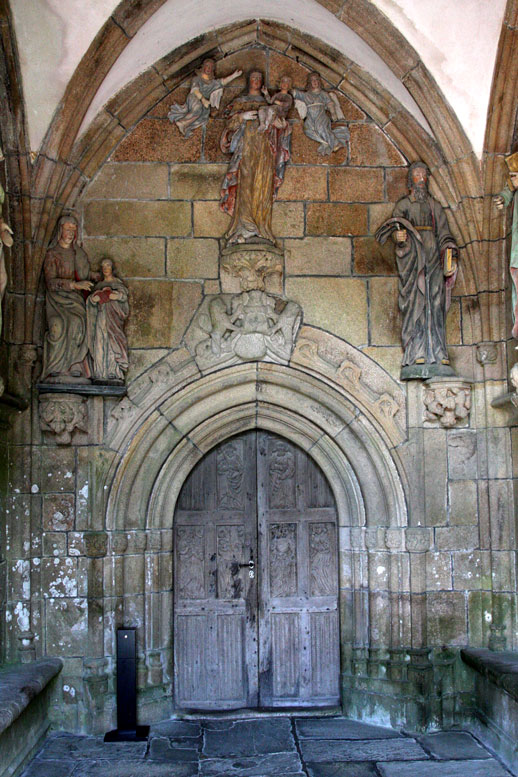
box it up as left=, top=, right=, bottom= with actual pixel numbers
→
left=104, top=359, right=408, bottom=536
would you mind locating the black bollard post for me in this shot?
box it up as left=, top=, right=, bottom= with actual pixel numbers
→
left=104, top=628, right=149, bottom=742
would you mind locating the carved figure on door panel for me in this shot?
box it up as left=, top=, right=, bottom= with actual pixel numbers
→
left=176, top=526, right=205, bottom=599
left=309, top=523, right=336, bottom=596
left=217, top=526, right=244, bottom=599
left=217, top=441, right=244, bottom=509
left=269, top=523, right=297, bottom=597
left=269, top=441, right=295, bottom=509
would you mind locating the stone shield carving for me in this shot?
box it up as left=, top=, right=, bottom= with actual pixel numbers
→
left=186, top=291, right=302, bottom=370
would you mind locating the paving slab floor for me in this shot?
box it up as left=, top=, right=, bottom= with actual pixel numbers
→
left=20, top=716, right=515, bottom=777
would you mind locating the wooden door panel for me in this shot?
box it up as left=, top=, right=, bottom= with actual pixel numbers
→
left=258, top=432, right=340, bottom=708
left=174, top=430, right=339, bottom=711
left=174, top=432, right=257, bottom=710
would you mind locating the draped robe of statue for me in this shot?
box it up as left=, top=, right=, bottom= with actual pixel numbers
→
left=220, top=91, right=291, bottom=244
left=86, top=277, right=129, bottom=383
left=390, top=193, right=457, bottom=369
left=168, top=75, right=224, bottom=137
left=292, top=87, right=349, bottom=155
left=42, top=243, right=92, bottom=381
left=497, top=183, right=518, bottom=338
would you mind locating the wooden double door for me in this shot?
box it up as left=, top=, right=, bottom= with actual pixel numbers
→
left=173, top=431, right=340, bottom=710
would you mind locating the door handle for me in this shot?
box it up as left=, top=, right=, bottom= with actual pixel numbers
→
left=230, top=559, right=255, bottom=579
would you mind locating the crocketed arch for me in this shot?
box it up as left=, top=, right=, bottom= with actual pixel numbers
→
left=105, top=363, right=407, bottom=534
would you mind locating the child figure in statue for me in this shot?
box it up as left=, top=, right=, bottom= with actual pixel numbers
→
left=258, top=76, right=293, bottom=132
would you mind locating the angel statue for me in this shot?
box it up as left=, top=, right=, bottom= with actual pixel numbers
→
left=293, top=71, right=349, bottom=156
left=168, top=58, right=242, bottom=138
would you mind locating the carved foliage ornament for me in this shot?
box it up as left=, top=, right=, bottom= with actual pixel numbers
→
left=423, top=377, right=472, bottom=428
left=39, top=393, right=88, bottom=444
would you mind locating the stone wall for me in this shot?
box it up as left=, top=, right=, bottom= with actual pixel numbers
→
left=1, top=42, right=516, bottom=733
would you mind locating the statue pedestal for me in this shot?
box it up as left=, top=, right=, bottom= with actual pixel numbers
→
left=220, top=242, right=283, bottom=294
left=422, top=376, right=472, bottom=429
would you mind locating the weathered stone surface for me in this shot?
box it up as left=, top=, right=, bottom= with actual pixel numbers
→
left=307, top=765, right=379, bottom=777
left=83, top=237, right=166, bottom=278
left=286, top=278, right=368, bottom=345
left=449, top=481, right=478, bottom=525
left=84, top=200, right=191, bottom=237
left=69, top=761, right=197, bottom=777
left=202, top=718, right=295, bottom=757
left=167, top=239, right=219, bottom=279
left=113, top=118, right=202, bottom=163
left=45, top=599, right=88, bottom=655
left=150, top=721, right=201, bottom=738
left=329, top=168, right=384, bottom=202
left=41, top=557, right=78, bottom=598
left=279, top=166, right=328, bottom=201
left=295, top=718, right=401, bottom=740
left=306, top=203, right=368, bottom=236
left=193, top=200, right=229, bottom=237
left=21, top=759, right=77, bottom=777
left=447, top=432, right=478, bottom=480
left=377, top=760, right=508, bottom=777
left=85, top=162, right=169, bottom=200
left=125, top=280, right=202, bottom=349
left=170, top=164, right=225, bottom=200
left=39, top=447, right=75, bottom=493
left=353, top=236, right=395, bottom=275
left=272, top=202, right=305, bottom=237
left=42, top=494, right=75, bottom=532
left=369, top=278, right=400, bottom=345
left=299, top=738, right=427, bottom=762
left=349, top=125, right=405, bottom=166
left=427, top=592, right=468, bottom=646
left=200, top=752, right=302, bottom=775
left=149, top=737, right=199, bottom=762
left=37, top=733, right=147, bottom=760
left=417, top=732, right=491, bottom=760
left=285, top=237, right=351, bottom=276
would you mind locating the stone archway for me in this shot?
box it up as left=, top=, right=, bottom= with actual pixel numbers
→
left=101, top=359, right=413, bottom=724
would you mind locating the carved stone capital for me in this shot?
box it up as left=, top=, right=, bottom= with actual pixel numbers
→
left=220, top=243, right=283, bottom=294
left=423, top=376, right=472, bottom=428
left=39, top=392, right=88, bottom=444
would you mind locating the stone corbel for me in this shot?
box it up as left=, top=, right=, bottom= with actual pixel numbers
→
left=39, top=392, right=88, bottom=444
left=423, top=376, right=472, bottom=428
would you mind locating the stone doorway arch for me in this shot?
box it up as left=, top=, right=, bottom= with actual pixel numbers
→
left=102, top=359, right=411, bottom=724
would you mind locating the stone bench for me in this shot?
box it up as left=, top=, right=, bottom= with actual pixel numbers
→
left=0, top=658, right=62, bottom=777
left=461, top=648, right=518, bottom=771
